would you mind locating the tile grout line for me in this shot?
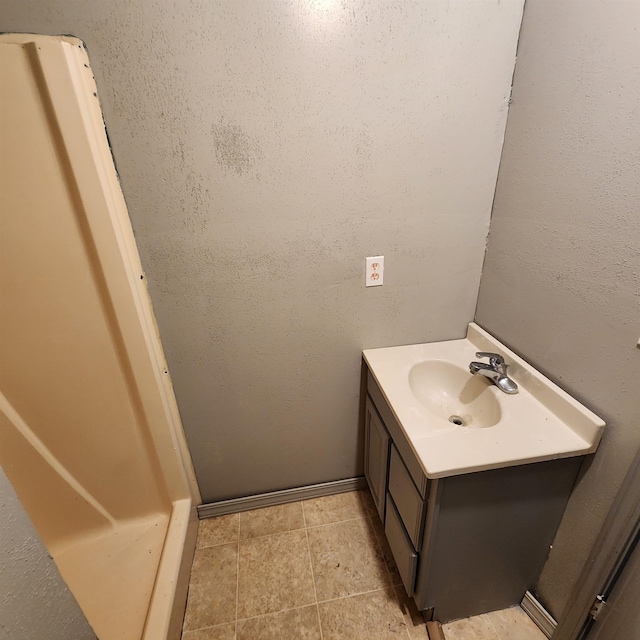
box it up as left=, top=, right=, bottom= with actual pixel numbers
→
left=314, top=585, right=398, bottom=606
left=184, top=621, right=238, bottom=636
left=301, top=500, right=325, bottom=640
left=232, top=525, right=307, bottom=543
left=231, top=586, right=406, bottom=625
left=305, top=513, right=375, bottom=530
left=234, top=602, right=320, bottom=624
left=483, top=613, right=502, bottom=640
left=196, top=513, right=375, bottom=546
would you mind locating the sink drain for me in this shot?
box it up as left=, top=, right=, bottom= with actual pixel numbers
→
left=449, top=415, right=469, bottom=426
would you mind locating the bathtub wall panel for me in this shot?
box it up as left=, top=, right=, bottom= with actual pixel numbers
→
left=0, top=417, right=109, bottom=549
left=0, top=38, right=169, bottom=524
left=0, top=35, right=200, bottom=640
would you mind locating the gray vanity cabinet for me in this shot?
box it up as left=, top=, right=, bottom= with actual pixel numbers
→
left=364, top=368, right=583, bottom=623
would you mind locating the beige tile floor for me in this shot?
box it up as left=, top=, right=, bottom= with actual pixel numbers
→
left=181, top=490, right=546, bottom=640
left=442, top=607, right=546, bottom=640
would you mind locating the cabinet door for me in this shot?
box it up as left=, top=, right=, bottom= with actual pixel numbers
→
left=364, top=396, right=390, bottom=521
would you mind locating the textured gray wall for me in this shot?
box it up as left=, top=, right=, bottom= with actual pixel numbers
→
left=476, top=0, right=640, bottom=620
left=0, top=467, right=96, bottom=640
left=1, top=1, right=523, bottom=502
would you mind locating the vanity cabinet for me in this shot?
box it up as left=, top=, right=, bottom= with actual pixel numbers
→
left=364, top=368, right=583, bottom=622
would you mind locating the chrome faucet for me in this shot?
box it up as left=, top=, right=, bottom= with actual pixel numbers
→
left=469, top=352, right=518, bottom=394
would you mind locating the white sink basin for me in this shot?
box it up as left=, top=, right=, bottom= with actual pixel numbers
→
left=408, top=360, right=502, bottom=428
left=363, top=323, right=605, bottom=478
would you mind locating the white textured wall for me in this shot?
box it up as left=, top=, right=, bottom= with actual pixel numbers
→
left=1, top=1, right=523, bottom=502
left=476, top=0, right=640, bottom=620
left=0, top=467, right=95, bottom=640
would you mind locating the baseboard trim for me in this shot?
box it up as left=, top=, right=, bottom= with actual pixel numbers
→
left=521, top=590, right=557, bottom=639
left=197, top=477, right=368, bottom=519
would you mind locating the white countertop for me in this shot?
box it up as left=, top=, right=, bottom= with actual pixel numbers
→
left=363, top=323, right=605, bottom=479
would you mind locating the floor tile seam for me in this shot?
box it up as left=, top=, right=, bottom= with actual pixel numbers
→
left=402, top=621, right=413, bottom=640
left=183, top=621, right=236, bottom=635
left=234, top=601, right=320, bottom=624
left=302, top=503, right=324, bottom=640
left=301, top=501, right=325, bottom=640
left=481, top=613, right=502, bottom=640
left=315, top=584, right=396, bottom=606
left=236, top=525, right=307, bottom=543
left=195, top=539, right=240, bottom=550
left=302, top=522, right=319, bottom=606
left=305, top=513, right=375, bottom=531
left=315, top=602, right=325, bottom=640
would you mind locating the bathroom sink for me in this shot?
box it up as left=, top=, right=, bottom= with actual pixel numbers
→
left=408, top=360, right=502, bottom=428
left=363, top=323, right=605, bottom=478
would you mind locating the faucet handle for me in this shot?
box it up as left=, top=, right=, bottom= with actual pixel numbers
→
left=475, top=352, right=505, bottom=369
left=475, top=351, right=504, bottom=364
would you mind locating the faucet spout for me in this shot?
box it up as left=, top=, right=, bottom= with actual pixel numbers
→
left=469, top=352, right=518, bottom=394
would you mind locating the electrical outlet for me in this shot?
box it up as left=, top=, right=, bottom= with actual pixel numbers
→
left=366, top=256, right=384, bottom=287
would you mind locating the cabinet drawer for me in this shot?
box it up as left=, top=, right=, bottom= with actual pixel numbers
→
left=385, top=493, right=418, bottom=596
left=388, top=445, right=426, bottom=551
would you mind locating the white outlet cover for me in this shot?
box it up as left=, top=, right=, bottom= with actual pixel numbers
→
left=366, top=256, right=384, bottom=287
